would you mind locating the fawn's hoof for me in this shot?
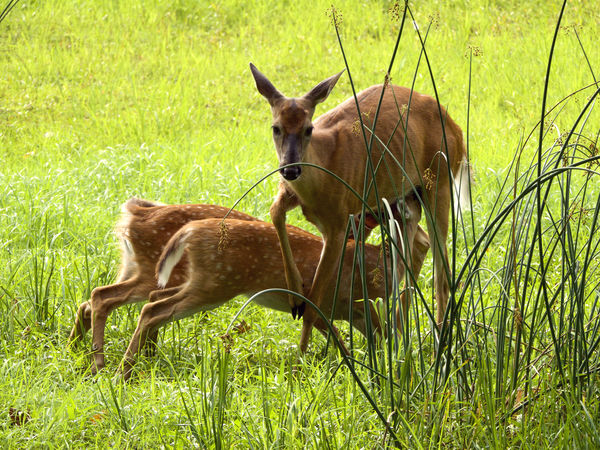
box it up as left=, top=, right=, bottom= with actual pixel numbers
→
left=119, top=359, right=136, bottom=382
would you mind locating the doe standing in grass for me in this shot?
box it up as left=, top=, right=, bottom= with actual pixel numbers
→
left=250, top=63, right=469, bottom=351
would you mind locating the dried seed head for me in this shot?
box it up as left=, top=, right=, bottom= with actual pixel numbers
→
left=399, top=103, right=408, bottom=118
left=351, top=110, right=371, bottom=136
left=560, top=23, right=582, bottom=35
left=388, top=2, right=405, bottom=23
left=220, top=333, right=234, bottom=353
left=423, top=168, right=436, bottom=190
left=370, top=267, right=383, bottom=289
left=326, top=5, right=343, bottom=31
left=384, top=72, right=392, bottom=88
left=428, top=11, right=440, bottom=30
left=234, top=320, right=251, bottom=334
left=464, top=44, right=483, bottom=58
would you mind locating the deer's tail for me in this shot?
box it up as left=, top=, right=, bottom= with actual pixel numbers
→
left=453, top=158, right=472, bottom=217
left=156, top=226, right=192, bottom=288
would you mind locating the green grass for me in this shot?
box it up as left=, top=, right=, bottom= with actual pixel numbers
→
left=1, top=0, right=600, bottom=447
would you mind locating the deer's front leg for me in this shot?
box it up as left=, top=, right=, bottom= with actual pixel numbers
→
left=144, top=285, right=185, bottom=357
left=299, top=230, right=346, bottom=352
left=270, top=187, right=305, bottom=319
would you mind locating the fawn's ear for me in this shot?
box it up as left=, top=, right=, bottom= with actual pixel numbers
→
left=250, top=63, right=284, bottom=106
left=303, top=70, right=345, bottom=107
left=355, top=210, right=380, bottom=231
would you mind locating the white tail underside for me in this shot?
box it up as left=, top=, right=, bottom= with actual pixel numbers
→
left=452, top=158, right=472, bottom=218
left=157, top=231, right=191, bottom=288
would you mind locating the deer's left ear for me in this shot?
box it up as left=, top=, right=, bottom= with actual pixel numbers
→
left=304, top=70, right=345, bottom=106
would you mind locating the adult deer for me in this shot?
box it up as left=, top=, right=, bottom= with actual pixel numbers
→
left=119, top=195, right=428, bottom=380
left=68, top=197, right=256, bottom=373
left=250, top=63, right=469, bottom=351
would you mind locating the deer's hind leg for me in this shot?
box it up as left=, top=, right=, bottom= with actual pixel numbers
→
left=89, top=275, right=156, bottom=373
left=423, top=183, right=451, bottom=327
left=144, top=285, right=187, bottom=356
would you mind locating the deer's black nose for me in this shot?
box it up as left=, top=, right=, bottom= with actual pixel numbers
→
left=281, top=166, right=301, bottom=181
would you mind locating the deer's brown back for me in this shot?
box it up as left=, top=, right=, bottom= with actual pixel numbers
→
left=310, top=84, right=465, bottom=213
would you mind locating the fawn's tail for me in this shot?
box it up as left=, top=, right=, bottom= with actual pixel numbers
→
left=156, top=226, right=192, bottom=288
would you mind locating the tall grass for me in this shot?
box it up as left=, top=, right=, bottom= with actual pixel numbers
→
left=1, top=0, right=599, bottom=447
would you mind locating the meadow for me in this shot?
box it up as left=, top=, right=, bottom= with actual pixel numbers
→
left=1, top=0, right=600, bottom=447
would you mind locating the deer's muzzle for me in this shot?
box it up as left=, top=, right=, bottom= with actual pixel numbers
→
left=281, top=165, right=301, bottom=180
left=280, top=134, right=302, bottom=180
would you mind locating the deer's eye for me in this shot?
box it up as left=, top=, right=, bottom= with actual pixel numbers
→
left=305, top=126, right=313, bottom=137
left=272, top=126, right=282, bottom=136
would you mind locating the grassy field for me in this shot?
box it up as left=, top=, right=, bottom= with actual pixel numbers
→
left=1, top=0, right=600, bottom=447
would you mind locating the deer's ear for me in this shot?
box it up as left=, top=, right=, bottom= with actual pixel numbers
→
left=304, top=70, right=345, bottom=106
left=250, top=63, right=284, bottom=106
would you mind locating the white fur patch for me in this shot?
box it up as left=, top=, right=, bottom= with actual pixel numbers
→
left=157, top=230, right=190, bottom=288
left=453, top=158, right=472, bottom=217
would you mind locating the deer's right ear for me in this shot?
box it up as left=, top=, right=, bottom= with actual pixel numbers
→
left=250, top=63, right=283, bottom=106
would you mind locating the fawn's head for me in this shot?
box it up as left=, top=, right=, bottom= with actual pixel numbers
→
left=250, top=63, right=344, bottom=181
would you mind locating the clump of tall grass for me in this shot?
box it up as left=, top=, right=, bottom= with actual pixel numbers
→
left=268, top=1, right=600, bottom=446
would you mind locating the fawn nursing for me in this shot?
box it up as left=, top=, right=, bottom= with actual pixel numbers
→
left=70, top=195, right=427, bottom=379
left=119, top=193, right=426, bottom=379
left=70, top=63, right=468, bottom=377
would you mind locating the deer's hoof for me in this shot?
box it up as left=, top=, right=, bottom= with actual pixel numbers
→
left=297, top=302, right=306, bottom=318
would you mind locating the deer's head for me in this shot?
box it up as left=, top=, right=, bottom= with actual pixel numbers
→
left=250, top=63, right=344, bottom=181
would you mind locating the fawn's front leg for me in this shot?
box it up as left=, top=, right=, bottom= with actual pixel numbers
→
left=120, top=288, right=206, bottom=381
left=143, top=285, right=186, bottom=357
